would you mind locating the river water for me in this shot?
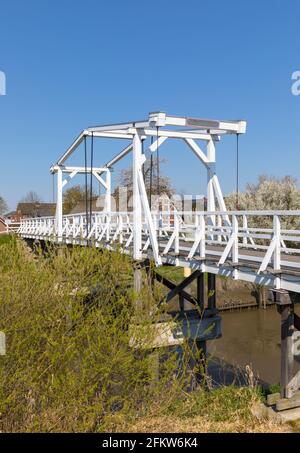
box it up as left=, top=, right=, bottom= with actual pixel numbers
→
left=207, top=305, right=300, bottom=386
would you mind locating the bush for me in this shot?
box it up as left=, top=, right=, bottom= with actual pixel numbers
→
left=0, top=240, right=191, bottom=431
left=0, top=239, right=262, bottom=432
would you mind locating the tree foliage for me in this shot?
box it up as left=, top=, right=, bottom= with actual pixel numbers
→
left=0, top=195, right=8, bottom=215
left=225, top=175, right=300, bottom=229
left=20, top=191, right=42, bottom=203
left=63, top=185, right=97, bottom=214
left=226, top=175, right=300, bottom=211
left=114, top=156, right=174, bottom=201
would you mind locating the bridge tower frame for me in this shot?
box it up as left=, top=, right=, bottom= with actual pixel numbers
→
left=49, top=111, right=246, bottom=262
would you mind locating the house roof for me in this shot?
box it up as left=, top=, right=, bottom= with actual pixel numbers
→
left=17, top=202, right=56, bottom=217
left=69, top=196, right=105, bottom=215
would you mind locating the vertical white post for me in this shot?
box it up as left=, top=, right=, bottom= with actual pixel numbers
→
left=217, top=214, right=222, bottom=242
left=105, top=170, right=111, bottom=212
left=232, top=214, right=239, bottom=264
left=207, top=139, right=216, bottom=240
left=242, top=215, right=248, bottom=245
left=119, top=214, right=123, bottom=244
left=105, top=170, right=111, bottom=241
left=200, top=214, right=206, bottom=258
left=56, top=166, right=63, bottom=241
left=207, top=139, right=216, bottom=213
left=174, top=213, right=179, bottom=254
left=273, top=215, right=281, bottom=272
left=133, top=132, right=142, bottom=260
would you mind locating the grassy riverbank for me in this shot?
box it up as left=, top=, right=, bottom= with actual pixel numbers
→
left=0, top=238, right=291, bottom=432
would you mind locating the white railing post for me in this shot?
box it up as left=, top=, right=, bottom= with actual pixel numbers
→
left=119, top=214, right=123, bottom=244
left=56, top=166, right=63, bottom=242
left=207, top=139, right=216, bottom=238
left=242, top=214, right=247, bottom=245
left=200, top=214, right=206, bottom=258
left=132, top=132, right=142, bottom=260
left=232, top=214, right=238, bottom=264
left=217, top=214, right=222, bottom=242
left=273, top=214, right=281, bottom=271
left=94, top=214, right=98, bottom=241
left=105, top=170, right=111, bottom=240
left=80, top=215, right=84, bottom=237
left=174, top=212, right=179, bottom=254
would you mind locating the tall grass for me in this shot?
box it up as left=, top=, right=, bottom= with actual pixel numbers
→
left=0, top=239, right=270, bottom=432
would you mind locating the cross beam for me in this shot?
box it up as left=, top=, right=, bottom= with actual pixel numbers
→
left=157, top=270, right=202, bottom=307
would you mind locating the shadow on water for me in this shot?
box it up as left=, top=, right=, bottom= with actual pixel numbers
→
left=207, top=305, right=300, bottom=387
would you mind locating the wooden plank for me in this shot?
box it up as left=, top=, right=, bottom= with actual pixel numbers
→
left=287, top=371, right=300, bottom=397
left=276, top=395, right=300, bottom=411
left=266, top=393, right=280, bottom=406
left=129, top=314, right=222, bottom=349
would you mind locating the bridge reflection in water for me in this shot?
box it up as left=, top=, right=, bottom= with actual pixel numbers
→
left=208, top=306, right=300, bottom=387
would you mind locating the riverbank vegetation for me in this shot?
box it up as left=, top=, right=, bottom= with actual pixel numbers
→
left=0, top=238, right=290, bottom=432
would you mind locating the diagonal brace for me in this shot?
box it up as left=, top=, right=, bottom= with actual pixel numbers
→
left=154, top=272, right=198, bottom=306
left=156, top=270, right=201, bottom=307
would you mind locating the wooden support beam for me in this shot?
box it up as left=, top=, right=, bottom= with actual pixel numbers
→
left=276, top=291, right=295, bottom=398
left=195, top=272, right=207, bottom=385
left=280, top=304, right=294, bottom=398
left=276, top=392, right=300, bottom=411
left=197, top=273, right=205, bottom=312
left=143, top=259, right=154, bottom=291
left=183, top=267, right=195, bottom=311
left=133, top=266, right=143, bottom=313
left=207, top=273, right=216, bottom=310
left=156, top=270, right=202, bottom=307
left=153, top=271, right=199, bottom=307
left=295, top=313, right=300, bottom=331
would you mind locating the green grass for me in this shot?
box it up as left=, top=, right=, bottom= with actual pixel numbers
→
left=156, top=266, right=210, bottom=285
left=155, top=265, right=184, bottom=283
left=0, top=234, right=14, bottom=246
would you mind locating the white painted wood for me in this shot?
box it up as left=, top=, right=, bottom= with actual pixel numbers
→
left=56, top=166, right=63, bottom=241
left=184, top=138, right=209, bottom=165
left=132, top=132, right=142, bottom=260
left=273, top=215, right=281, bottom=271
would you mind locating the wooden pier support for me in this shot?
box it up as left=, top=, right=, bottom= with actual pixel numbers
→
left=207, top=273, right=216, bottom=310
left=133, top=266, right=143, bottom=312
left=182, top=267, right=194, bottom=311
left=145, top=266, right=221, bottom=386
left=197, top=272, right=205, bottom=312
left=275, top=290, right=299, bottom=399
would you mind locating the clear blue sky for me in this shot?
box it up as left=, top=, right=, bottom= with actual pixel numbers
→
left=1, top=0, right=300, bottom=210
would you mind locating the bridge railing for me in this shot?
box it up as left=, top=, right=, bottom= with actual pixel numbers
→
left=19, top=210, right=300, bottom=274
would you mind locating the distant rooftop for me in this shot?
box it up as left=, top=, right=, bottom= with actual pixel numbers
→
left=17, top=202, right=56, bottom=218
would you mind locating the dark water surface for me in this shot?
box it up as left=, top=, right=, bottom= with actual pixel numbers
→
left=207, top=305, right=300, bottom=386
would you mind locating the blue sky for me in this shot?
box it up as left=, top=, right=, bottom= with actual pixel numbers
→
left=0, top=0, right=300, bottom=210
